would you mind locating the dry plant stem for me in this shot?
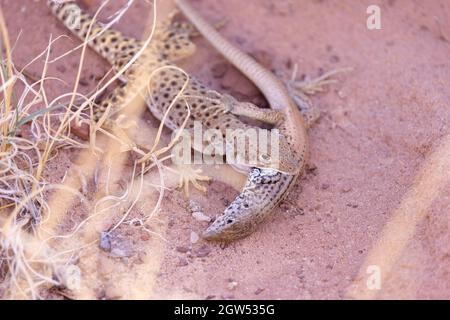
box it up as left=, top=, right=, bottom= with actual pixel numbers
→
left=0, top=0, right=149, bottom=300
left=0, top=6, right=14, bottom=150
left=138, top=65, right=192, bottom=163
left=36, top=1, right=112, bottom=181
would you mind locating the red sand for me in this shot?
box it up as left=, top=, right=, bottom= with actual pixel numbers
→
left=1, top=0, right=449, bottom=299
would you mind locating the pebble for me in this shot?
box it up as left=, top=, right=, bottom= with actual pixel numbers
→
left=192, top=211, right=212, bottom=222
left=176, top=246, right=190, bottom=253
left=188, top=200, right=202, bottom=213
left=78, top=77, right=89, bottom=87
left=254, top=288, right=265, bottom=295
left=306, top=163, right=318, bottom=173
left=330, top=55, right=340, bottom=63
left=227, top=281, right=238, bottom=291
left=190, top=231, right=199, bottom=244
left=321, top=183, right=330, bottom=190
left=195, top=245, right=211, bottom=258
left=99, top=232, right=111, bottom=252
left=341, top=187, right=352, bottom=193
left=110, top=248, right=127, bottom=258
left=188, top=201, right=211, bottom=222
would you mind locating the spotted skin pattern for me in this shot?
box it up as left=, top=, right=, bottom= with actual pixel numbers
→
left=48, top=1, right=334, bottom=241
left=203, top=168, right=296, bottom=240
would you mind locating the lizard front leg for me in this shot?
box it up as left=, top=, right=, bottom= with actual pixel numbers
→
left=223, top=98, right=284, bottom=125
left=165, top=163, right=211, bottom=196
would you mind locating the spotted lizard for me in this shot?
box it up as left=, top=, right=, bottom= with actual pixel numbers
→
left=47, top=0, right=344, bottom=241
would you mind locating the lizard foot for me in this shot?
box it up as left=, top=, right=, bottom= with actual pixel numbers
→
left=156, top=9, right=227, bottom=62
left=285, top=66, right=352, bottom=126
left=168, top=165, right=211, bottom=196
left=155, top=10, right=197, bottom=61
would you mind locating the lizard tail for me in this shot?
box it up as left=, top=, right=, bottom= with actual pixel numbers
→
left=175, top=0, right=290, bottom=110
left=202, top=168, right=297, bottom=242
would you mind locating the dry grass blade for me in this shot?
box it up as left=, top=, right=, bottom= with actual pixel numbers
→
left=0, top=0, right=192, bottom=299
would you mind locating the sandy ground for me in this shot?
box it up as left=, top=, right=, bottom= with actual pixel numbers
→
left=1, top=0, right=450, bottom=299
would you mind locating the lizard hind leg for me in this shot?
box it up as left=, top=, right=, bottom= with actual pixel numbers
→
left=154, top=10, right=227, bottom=62
left=154, top=11, right=197, bottom=62
left=285, top=66, right=352, bottom=127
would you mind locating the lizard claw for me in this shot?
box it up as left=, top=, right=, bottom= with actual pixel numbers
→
left=175, top=165, right=211, bottom=196
left=286, top=66, right=352, bottom=101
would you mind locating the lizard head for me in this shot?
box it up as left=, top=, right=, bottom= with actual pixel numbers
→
left=202, top=210, right=255, bottom=242
left=202, top=168, right=295, bottom=242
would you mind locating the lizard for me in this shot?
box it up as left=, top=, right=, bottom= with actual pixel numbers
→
left=47, top=0, right=289, bottom=185
left=47, top=0, right=345, bottom=241
left=173, top=0, right=349, bottom=241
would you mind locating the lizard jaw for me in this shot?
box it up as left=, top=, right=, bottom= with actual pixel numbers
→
left=202, top=168, right=297, bottom=242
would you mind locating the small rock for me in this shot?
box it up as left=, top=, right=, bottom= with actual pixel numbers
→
left=188, top=200, right=203, bottom=213
left=190, top=231, right=199, bottom=244
left=110, top=248, right=127, bottom=258
left=337, top=90, right=347, bottom=99
left=59, top=264, right=81, bottom=291
left=205, top=295, right=216, bottom=300
left=254, top=288, right=265, bottom=295
left=195, top=245, right=211, bottom=258
left=321, top=183, right=330, bottom=190
left=78, top=78, right=89, bottom=86
left=177, top=257, right=189, bottom=267
left=306, top=163, right=318, bottom=173
left=285, top=57, right=293, bottom=69
left=99, top=232, right=111, bottom=252
left=221, top=293, right=235, bottom=300
left=330, top=55, right=340, bottom=63
left=227, top=281, right=238, bottom=291
left=192, top=211, right=211, bottom=222
left=176, top=246, right=190, bottom=253
left=341, top=187, right=352, bottom=193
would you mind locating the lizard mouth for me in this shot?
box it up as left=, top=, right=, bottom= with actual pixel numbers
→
left=201, top=228, right=221, bottom=241
left=202, top=168, right=295, bottom=242
left=201, top=216, right=242, bottom=241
